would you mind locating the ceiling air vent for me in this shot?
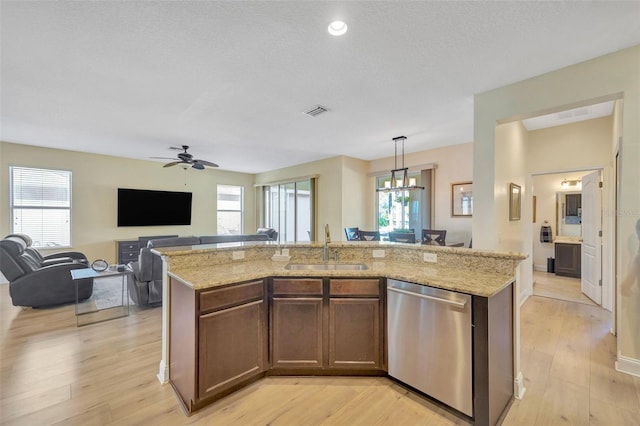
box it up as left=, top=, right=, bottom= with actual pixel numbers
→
left=303, top=105, right=329, bottom=117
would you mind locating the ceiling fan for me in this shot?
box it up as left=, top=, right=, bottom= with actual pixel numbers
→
left=151, top=145, right=218, bottom=170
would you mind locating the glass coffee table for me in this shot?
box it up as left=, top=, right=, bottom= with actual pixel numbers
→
left=70, top=267, right=132, bottom=326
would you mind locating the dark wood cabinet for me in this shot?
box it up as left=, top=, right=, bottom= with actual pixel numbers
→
left=555, top=242, right=581, bottom=278
left=199, top=299, right=265, bottom=398
left=169, top=278, right=267, bottom=414
left=116, top=239, right=139, bottom=264
left=329, top=298, right=381, bottom=369
left=272, top=297, right=324, bottom=368
left=328, top=279, right=383, bottom=370
left=116, top=235, right=177, bottom=264
left=271, top=278, right=324, bottom=369
left=269, top=277, right=384, bottom=373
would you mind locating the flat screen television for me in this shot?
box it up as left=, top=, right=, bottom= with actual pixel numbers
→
left=117, top=188, right=192, bottom=227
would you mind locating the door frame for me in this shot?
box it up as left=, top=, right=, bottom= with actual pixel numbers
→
left=528, top=165, right=614, bottom=312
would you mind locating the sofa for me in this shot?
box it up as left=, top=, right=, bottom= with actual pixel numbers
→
left=126, top=230, right=277, bottom=307
left=0, top=235, right=93, bottom=308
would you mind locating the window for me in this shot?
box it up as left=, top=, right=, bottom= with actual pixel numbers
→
left=376, top=170, right=432, bottom=239
left=10, top=166, right=72, bottom=247
left=263, top=179, right=314, bottom=242
left=217, top=185, right=244, bottom=235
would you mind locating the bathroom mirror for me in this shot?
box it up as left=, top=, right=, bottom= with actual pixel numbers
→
left=556, top=191, right=582, bottom=237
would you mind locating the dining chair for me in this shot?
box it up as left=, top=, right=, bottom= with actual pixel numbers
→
left=344, top=227, right=361, bottom=241
left=358, top=230, right=380, bottom=241
left=389, top=232, right=416, bottom=243
left=421, top=229, right=447, bottom=245
left=393, top=228, right=415, bottom=234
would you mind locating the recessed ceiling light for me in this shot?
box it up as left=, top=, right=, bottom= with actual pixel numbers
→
left=328, top=21, right=347, bottom=36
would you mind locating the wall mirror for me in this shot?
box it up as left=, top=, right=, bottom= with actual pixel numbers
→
left=509, top=183, right=521, bottom=221
left=556, top=191, right=582, bottom=237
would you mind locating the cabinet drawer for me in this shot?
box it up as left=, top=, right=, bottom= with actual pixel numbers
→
left=272, top=278, right=323, bottom=296
left=200, top=280, right=264, bottom=313
left=330, top=279, right=380, bottom=296
left=120, top=242, right=139, bottom=251
left=119, top=251, right=139, bottom=262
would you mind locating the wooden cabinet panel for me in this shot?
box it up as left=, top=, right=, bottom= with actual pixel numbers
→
left=329, top=298, right=381, bottom=369
left=169, top=277, right=197, bottom=410
left=330, top=279, right=380, bottom=296
left=555, top=243, right=581, bottom=278
left=198, top=299, right=266, bottom=399
left=271, top=297, right=323, bottom=368
left=272, top=278, right=323, bottom=295
left=200, top=280, right=263, bottom=313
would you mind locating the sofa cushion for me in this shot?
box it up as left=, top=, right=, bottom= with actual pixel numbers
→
left=256, top=228, right=278, bottom=241
left=199, top=234, right=269, bottom=244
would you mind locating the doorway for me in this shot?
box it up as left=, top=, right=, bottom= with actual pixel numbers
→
left=531, top=169, right=603, bottom=305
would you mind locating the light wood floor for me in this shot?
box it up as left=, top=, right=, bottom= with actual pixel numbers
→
left=2, top=283, right=639, bottom=425
left=533, top=271, right=597, bottom=306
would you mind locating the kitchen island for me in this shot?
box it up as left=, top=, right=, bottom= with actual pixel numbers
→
left=155, top=241, right=526, bottom=426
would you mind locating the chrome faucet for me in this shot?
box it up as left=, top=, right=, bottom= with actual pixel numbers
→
left=323, top=224, right=331, bottom=262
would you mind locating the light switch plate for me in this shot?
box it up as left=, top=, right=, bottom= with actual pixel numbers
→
left=372, top=249, right=386, bottom=258
left=232, top=251, right=245, bottom=260
left=423, top=252, right=437, bottom=263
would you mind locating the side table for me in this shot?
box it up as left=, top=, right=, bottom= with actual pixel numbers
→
left=70, top=267, right=132, bottom=327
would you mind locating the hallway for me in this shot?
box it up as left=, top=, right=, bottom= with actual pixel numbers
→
left=533, top=271, right=597, bottom=306
left=504, top=295, right=640, bottom=425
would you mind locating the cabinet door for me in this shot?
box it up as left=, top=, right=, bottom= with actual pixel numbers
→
left=555, top=243, right=581, bottom=278
left=272, top=297, right=323, bottom=369
left=198, top=299, right=265, bottom=399
left=329, top=298, right=381, bottom=369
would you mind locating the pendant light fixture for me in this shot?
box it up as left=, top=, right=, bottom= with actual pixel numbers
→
left=376, top=136, right=425, bottom=192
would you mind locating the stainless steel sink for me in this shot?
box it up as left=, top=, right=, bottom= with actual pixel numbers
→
left=285, top=263, right=369, bottom=271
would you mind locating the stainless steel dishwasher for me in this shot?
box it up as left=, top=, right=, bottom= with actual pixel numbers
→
left=387, top=279, right=473, bottom=417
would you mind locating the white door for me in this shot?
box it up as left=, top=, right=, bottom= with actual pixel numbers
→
left=581, top=170, right=601, bottom=304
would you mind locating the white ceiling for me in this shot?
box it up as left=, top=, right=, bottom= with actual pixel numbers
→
left=2, top=1, right=639, bottom=174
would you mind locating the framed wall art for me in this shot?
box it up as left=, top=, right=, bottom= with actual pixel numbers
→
left=509, top=183, right=521, bottom=221
left=451, top=182, right=473, bottom=217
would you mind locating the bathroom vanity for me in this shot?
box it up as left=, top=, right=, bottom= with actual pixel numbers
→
left=554, top=239, right=582, bottom=278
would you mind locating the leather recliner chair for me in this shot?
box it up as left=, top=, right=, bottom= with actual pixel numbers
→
left=127, top=236, right=201, bottom=307
left=5, top=233, right=89, bottom=266
left=0, top=236, right=93, bottom=308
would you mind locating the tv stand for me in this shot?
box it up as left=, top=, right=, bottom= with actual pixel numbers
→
left=115, top=235, right=178, bottom=264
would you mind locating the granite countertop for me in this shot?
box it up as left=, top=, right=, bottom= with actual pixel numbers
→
left=168, top=259, right=515, bottom=298
left=553, top=236, right=583, bottom=244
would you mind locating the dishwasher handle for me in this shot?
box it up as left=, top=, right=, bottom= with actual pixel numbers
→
left=387, top=285, right=467, bottom=308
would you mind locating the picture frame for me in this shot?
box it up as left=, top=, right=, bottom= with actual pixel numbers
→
left=509, top=183, right=521, bottom=221
left=532, top=195, right=537, bottom=223
left=451, top=182, right=473, bottom=217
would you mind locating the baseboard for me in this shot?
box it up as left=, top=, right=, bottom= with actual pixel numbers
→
left=514, top=371, right=526, bottom=399
left=519, top=286, right=531, bottom=307
left=533, top=264, right=547, bottom=272
left=615, top=355, right=640, bottom=377
left=157, top=360, right=169, bottom=384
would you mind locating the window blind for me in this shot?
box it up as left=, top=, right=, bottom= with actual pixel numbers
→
left=10, top=166, right=72, bottom=247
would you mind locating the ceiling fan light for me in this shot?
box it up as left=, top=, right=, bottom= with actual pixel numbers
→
left=328, top=21, right=347, bottom=36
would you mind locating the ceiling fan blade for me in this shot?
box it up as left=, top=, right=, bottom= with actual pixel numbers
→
left=163, top=161, right=182, bottom=168
left=193, top=159, right=219, bottom=167
left=150, top=156, right=179, bottom=160
left=170, top=145, right=189, bottom=151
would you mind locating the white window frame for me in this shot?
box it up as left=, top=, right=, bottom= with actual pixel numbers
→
left=10, top=166, right=73, bottom=248
left=216, top=184, right=244, bottom=235
left=262, top=178, right=315, bottom=242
